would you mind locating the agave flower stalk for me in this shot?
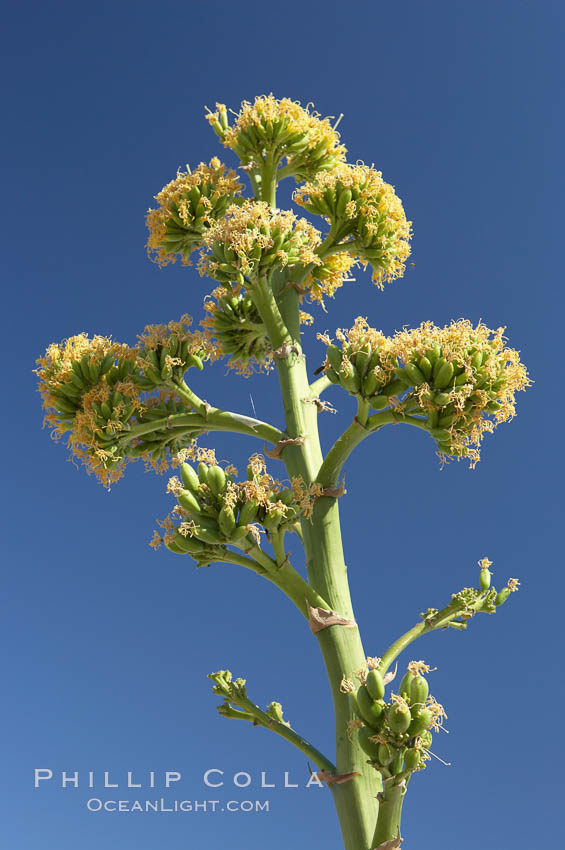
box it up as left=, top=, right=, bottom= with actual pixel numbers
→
left=36, top=95, right=529, bottom=849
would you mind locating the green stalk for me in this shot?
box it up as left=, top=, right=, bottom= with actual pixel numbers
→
left=221, top=686, right=336, bottom=774
left=122, top=409, right=284, bottom=445
left=370, top=781, right=406, bottom=849
left=250, top=269, right=379, bottom=849
left=379, top=590, right=493, bottom=674
left=235, top=543, right=331, bottom=619
left=308, top=373, right=332, bottom=397
left=318, top=411, right=395, bottom=488
left=260, top=160, right=277, bottom=206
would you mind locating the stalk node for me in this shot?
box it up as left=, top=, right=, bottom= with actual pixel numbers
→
left=273, top=341, right=302, bottom=359
left=264, top=436, right=306, bottom=459
left=315, top=769, right=360, bottom=786
left=307, top=601, right=357, bottom=634
left=320, top=477, right=347, bottom=499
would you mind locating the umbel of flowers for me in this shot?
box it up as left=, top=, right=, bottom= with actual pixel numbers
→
left=36, top=95, right=530, bottom=850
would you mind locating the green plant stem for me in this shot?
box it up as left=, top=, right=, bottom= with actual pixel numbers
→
left=223, top=689, right=336, bottom=774
left=270, top=529, right=287, bottom=566
left=401, top=414, right=429, bottom=431
left=380, top=622, right=429, bottom=677
left=241, top=542, right=331, bottom=618
left=260, top=160, right=277, bottom=206
left=276, top=163, right=296, bottom=182
left=218, top=549, right=269, bottom=576
left=250, top=269, right=379, bottom=849
left=318, top=411, right=395, bottom=488
left=370, top=781, right=407, bottom=849
left=248, top=170, right=262, bottom=197
left=123, top=409, right=284, bottom=446
left=379, top=591, right=492, bottom=675
left=309, top=374, right=332, bottom=397
left=217, top=546, right=323, bottom=620
left=357, top=397, right=371, bottom=427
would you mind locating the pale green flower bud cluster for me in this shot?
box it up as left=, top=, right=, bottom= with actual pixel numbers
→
left=348, top=664, right=442, bottom=783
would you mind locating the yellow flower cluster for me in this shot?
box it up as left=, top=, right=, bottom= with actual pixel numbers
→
left=295, top=163, right=412, bottom=286
left=137, top=312, right=218, bottom=362
left=35, top=333, right=140, bottom=486
left=35, top=314, right=222, bottom=486
left=37, top=334, right=128, bottom=402
left=305, top=252, right=359, bottom=304
left=207, top=95, right=347, bottom=179
left=407, top=660, right=434, bottom=676
left=322, top=317, right=530, bottom=466
left=201, top=285, right=273, bottom=376
left=146, top=158, right=242, bottom=267
left=221, top=453, right=287, bottom=517
left=290, top=476, right=324, bottom=520
left=70, top=379, right=144, bottom=485
left=330, top=316, right=390, bottom=363
left=151, top=451, right=301, bottom=555
left=199, top=200, right=322, bottom=283
left=201, top=285, right=318, bottom=375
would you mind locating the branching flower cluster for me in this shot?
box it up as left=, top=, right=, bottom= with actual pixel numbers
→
left=295, top=163, right=412, bottom=286
left=199, top=200, right=322, bottom=283
left=206, top=95, right=347, bottom=180
left=146, top=158, right=242, bottom=267
left=36, top=94, right=530, bottom=850
left=319, top=316, right=530, bottom=465
left=154, top=451, right=303, bottom=557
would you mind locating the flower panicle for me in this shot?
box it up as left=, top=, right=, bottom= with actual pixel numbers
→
left=160, top=450, right=308, bottom=558
left=35, top=333, right=140, bottom=486
left=319, top=317, right=530, bottom=466
left=295, top=162, right=413, bottom=287
left=199, top=200, right=322, bottom=285
left=146, top=157, right=242, bottom=268
left=201, top=284, right=273, bottom=376
left=206, top=95, right=346, bottom=180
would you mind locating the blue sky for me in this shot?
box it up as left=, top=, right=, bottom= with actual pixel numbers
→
left=2, top=1, right=563, bottom=847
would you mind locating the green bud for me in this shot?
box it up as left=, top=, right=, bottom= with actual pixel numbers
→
left=433, top=391, right=452, bottom=406
left=390, top=748, right=405, bottom=775
left=177, top=489, right=202, bottom=515
left=180, top=462, right=200, bottom=493
left=404, top=747, right=421, bottom=771
left=480, top=567, right=492, bottom=591
left=419, top=729, right=433, bottom=749
left=407, top=708, right=433, bottom=738
left=366, top=669, right=385, bottom=701
left=398, top=672, right=412, bottom=700
left=326, top=345, right=343, bottom=372
left=409, top=675, right=429, bottom=706
left=387, top=701, right=412, bottom=735
left=356, top=685, right=384, bottom=728
left=207, top=465, right=226, bottom=496
left=369, top=395, right=389, bottom=410
left=404, top=363, right=426, bottom=386
left=434, top=361, right=455, bottom=389
left=378, top=742, right=394, bottom=766
left=419, top=356, right=433, bottom=379
left=357, top=727, right=381, bottom=761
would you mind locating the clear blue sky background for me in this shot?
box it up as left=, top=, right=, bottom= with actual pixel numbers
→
left=2, top=1, right=563, bottom=847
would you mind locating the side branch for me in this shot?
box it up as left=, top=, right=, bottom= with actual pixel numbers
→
left=122, top=409, right=285, bottom=446
left=317, top=410, right=395, bottom=488
left=308, top=373, right=332, bottom=398
left=208, top=670, right=336, bottom=774
left=379, top=578, right=516, bottom=675
left=222, top=543, right=331, bottom=620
